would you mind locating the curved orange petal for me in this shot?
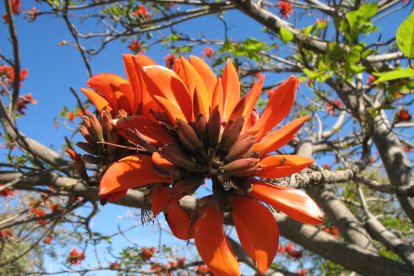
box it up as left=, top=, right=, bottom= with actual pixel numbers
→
left=99, top=154, right=170, bottom=197
left=180, top=57, right=209, bottom=119
left=115, top=115, right=176, bottom=145
left=87, top=73, right=134, bottom=113
left=257, top=155, right=314, bottom=179
left=229, top=75, right=264, bottom=123
left=250, top=181, right=324, bottom=225
left=80, top=88, right=111, bottom=114
left=194, top=201, right=240, bottom=276
left=141, top=65, right=192, bottom=121
left=150, top=186, right=172, bottom=216
left=114, top=90, right=132, bottom=115
left=152, top=95, right=188, bottom=124
left=211, top=78, right=224, bottom=115
left=122, top=54, right=156, bottom=114
left=164, top=201, right=192, bottom=240
left=253, top=116, right=310, bottom=156
left=189, top=55, right=217, bottom=102
left=222, top=59, right=240, bottom=122
left=232, top=196, right=279, bottom=274
left=152, top=152, right=175, bottom=175
left=251, top=76, right=298, bottom=141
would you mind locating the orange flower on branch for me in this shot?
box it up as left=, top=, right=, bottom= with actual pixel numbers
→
left=396, top=108, right=411, bottom=122
left=43, top=236, right=52, bottom=244
left=128, top=40, right=144, bottom=54
left=278, top=1, right=293, bottom=19
left=68, top=248, right=86, bottom=265
left=79, top=54, right=324, bottom=275
left=0, top=184, right=14, bottom=197
left=133, top=5, right=150, bottom=18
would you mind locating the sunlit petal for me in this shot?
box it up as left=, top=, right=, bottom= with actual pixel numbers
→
left=194, top=201, right=240, bottom=276
left=257, top=155, right=314, bottom=178
left=152, top=95, right=188, bottom=124
left=122, top=54, right=156, bottom=114
left=250, top=181, right=324, bottom=225
left=180, top=57, right=210, bottom=119
left=141, top=65, right=192, bottom=120
left=87, top=73, right=134, bottom=113
left=253, top=116, right=310, bottom=156
left=251, top=76, right=298, bottom=140
left=99, top=154, right=170, bottom=198
left=80, top=88, right=111, bottom=114
left=229, top=75, right=264, bottom=124
left=233, top=196, right=279, bottom=274
left=189, top=55, right=217, bottom=101
left=222, top=59, right=240, bottom=121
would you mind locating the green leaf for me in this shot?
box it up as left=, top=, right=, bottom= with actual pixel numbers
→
left=397, top=10, right=414, bottom=58
left=303, top=25, right=315, bottom=36
left=359, top=3, right=378, bottom=18
left=373, top=68, right=414, bottom=83
left=279, top=26, right=294, bottom=43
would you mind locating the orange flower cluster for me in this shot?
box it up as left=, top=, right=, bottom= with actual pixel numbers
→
left=0, top=228, right=13, bottom=240
left=68, top=248, right=86, bottom=265
left=164, top=54, right=176, bottom=69
left=396, top=108, right=411, bottom=123
left=128, top=40, right=144, bottom=54
left=203, top=47, right=214, bottom=59
left=2, top=0, right=21, bottom=23
left=0, top=65, right=28, bottom=87
left=43, top=236, right=53, bottom=244
left=141, top=246, right=156, bottom=261
left=17, top=93, right=37, bottom=115
left=30, top=207, right=47, bottom=225
left=133, top=5, right=150, bottom=18
left=75, top=54, right=324, bottom=274
left=326, top=99, right=342, bottom=116
left=0, top=184, right=14, bottom=198
left=323, top=226, right=339, bottom=237
left=278, top=1, right=293, bottom=19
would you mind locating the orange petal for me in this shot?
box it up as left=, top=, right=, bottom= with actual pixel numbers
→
left=87, top=73, right=134, bottom=113
left=141, top=65, right=192, bottom=121
left=152, top=95, right=188, bottom=124
left=115, top=115, right=176, bottom=145
left=222, top=59, right=240, bottom=122
left=232, top=196, right=279, bottom=274
left=180, top=57, right=209, bottom=119
left=152, top=151, right=175, bottom=175
left=251, top=76, right=298, bottom=140
left=229, top=75, right=264, bottom=123
left=164, top=201, right=192, bottom=240
left=150, top=186, right=172, bottom=216
left=194, top=201, right=240, bottom=276
left=99, top=154, right=170, bottom=197
left=114, top=90, right=132, bottom=115
left=257, top=155, right=314, bottom=179
left=250, top=181, right=324, bottom=225
left=80, top=88, right=111, bottom=114
left=189, top=55, right=217, bottom=102
left=253, top=116, right=310, bottom=156
left=211, top=78, right=224, bottom=116
left=122, top=54, right=156, bottom=114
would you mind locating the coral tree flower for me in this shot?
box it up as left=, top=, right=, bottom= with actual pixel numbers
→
left=79, top=54, right=324, bottom=275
